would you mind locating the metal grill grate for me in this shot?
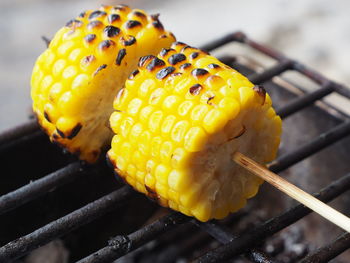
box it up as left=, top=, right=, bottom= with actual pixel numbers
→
left=0, top=31, right=350, bottom=263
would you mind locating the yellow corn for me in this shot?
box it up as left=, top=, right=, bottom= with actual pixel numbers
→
left=108, top=43, right=282, bottom=221
left=31, top=5, right=176, bottom=162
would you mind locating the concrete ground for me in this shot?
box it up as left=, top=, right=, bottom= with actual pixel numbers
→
left=1, top=0, right=350, bottom=132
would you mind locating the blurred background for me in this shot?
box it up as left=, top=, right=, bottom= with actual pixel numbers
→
left=1, top=0, right=350, bottom=132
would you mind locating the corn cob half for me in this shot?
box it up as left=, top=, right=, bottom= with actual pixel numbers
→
left=108, top=43, right=282, bottom=221
left=31, top=5, right=175, bottom=163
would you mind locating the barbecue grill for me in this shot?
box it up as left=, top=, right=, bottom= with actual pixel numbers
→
left=0, top=31, right=350, bottom=263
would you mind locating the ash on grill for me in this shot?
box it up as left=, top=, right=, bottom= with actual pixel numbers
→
left=0, top=31, right=350, bottom=263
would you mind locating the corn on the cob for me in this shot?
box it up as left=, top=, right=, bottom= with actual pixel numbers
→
left=31, top=5, right=175, bottom=163
left=108, top=43, right=282, bottom=222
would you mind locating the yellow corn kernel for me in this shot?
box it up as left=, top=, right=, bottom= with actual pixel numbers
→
left=108, top=43, right=282, bottom=222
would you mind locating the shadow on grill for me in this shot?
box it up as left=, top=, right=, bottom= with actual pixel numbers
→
left=0, top=31, right=350, bottom=263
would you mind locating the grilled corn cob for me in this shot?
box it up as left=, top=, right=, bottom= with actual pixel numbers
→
left=108, top=43, right=282, bottom=221
left=31, top=5, right=175, bottom=162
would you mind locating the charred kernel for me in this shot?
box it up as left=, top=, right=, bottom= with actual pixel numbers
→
left=190, top=52, right=199, bottom=59
left=121, top=35, right=136, bottom=46
left=138, top=55, right=156, bottom=67
left=170, top=72, right=182, bottom=77
left=79, top=12, right=86, bottom=18
left=108, top=14, right=120, bottom=23
left=128, top=69, right=139, bottom=79
left=116, top=49, right=126, bottom=65
left=126, top=20, right=142, bottom=29
left=89, top=10, right=107, bottom=20
left=41, top=36, right=51, bottom=47
left=180, top=63, right=191, bottom=70
left=146, top=57, right=166, bottom=71
left=93, top=64, right=107, bottom=76
left=67, top=123, right=82, bottom=139
left=160, top=48, right=174, bottom=57
left=133, top=11, right=146, bottom=19
left=82, top=55, right=95, bottom=65
left=104, top=25, right=120, bottom=37
left=87, top=20, right=103, bottom=29
left=44, top=111, right=51, bottom=122
left=84, top=34, right=96, bottom=43
left=172, top=41, right=186, bottom=48
left=65, top=19, right=83, bottom=28
left=192, top=68, right=209, bottom=77
left=152, top=20, right=164, bottom=30
left=156, top=66, right=175, bottom=79
left=56, top=128, right=66, bottom=138
left=181, top=45, right=192, bottom=52
left=207, top=96, right=215, bottom=105
left=168, top=53, right=186, bottom=65
left=208, top=63, right=220, bottom=69
left=160, top=34, right=167, bottom=39
left=253, top=85, right=266, bottom=104
left=189, top=84, right=203, bottom=95
left=99, top=40, right=115, bottom=50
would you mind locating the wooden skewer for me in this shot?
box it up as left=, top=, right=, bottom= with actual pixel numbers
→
left=233, top=152, right=350, bottom=233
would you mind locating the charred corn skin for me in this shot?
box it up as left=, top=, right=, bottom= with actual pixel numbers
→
left=31, top=5, right=175, bottom=163
left=108, top=43, right=282, bottom=222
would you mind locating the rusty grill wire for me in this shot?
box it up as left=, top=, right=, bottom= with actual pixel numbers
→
left=0, top=31, right=350, bottom=263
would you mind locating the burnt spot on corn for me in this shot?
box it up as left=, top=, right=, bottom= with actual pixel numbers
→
left=121, top=35, right=136, bottom=46
left=253, top=85, right=266, bottom=104
left=138, top=55, right=156, bottom=67
left=128, top=69, right=139, bottom=80
left=133, top=11, right=146, bottom=19
left=89, top=10, right=107, bottom=20
left=126, top=20, right=142, bottom=29
left=65, top=19, right=83, bottom=28
left=82, top=55, right=95, bottom=65
left=189, top=84, right=203, bottom=96
left=168, top=53, right=186, bottom=65
left=180, top=63, right=191, bottom=70
left=160, top=48, right=174, bottom=57
left=52, top=133, right=59, bottom=140
left=159, top=34, right=167, bottom=39
left=99, top=40, right=115, bottom=50
left=79, top=12, right=86, bottom=18
left=170, top=72, right=182, bottom=78
left=87, top=20, right=103, bottom=30
left=156, top=66, right=175, bottom=80
left=172, top=41, right=186, bottom=49
left=44, top=111, right=51, bottom=123
left=151, top=13, right=164, bottom=29
left=93, top=64, right=107, bottom=76
left=67, top=123, right=82, bottom=139
left=181, top=45, right=192, bottom=52
left=104, top=25, right=120, bottom=38
left=146, top=57, right=166, bottom=71
left=145, top=185, right=159, bottom=201
left=56, top=128, right=66, bottom=138
left=41, top=36, right=51, bottom=47
left=116, top=49, right=126, bottom=65
left=208, top=63, right=220, bottom=69
left=207, top=96, right=215, bottom=105
left=84, top=34, right=96, bottom=43
left=190, top=52, right=199, bottom=59
left=108, top=14, right=120, bottom=23
left=192, top=68, right=209, bottom=77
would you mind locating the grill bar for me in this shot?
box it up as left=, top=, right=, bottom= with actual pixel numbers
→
left=194, top=221, right=275, bottom=263
left=196, top=172, right=350, bottom=262
left=0, top=186, right=134, bottom=262
left=0, top=162, right=86, bottom=215
left=248, top=59, right=292, bottom=84
left=76, top=212, right=189, bottom=263
left=276, top=84, right=334, bottom=118
left=300, top=232, right=350, bottom=263
left=269, top=120, right=350, bottom=173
